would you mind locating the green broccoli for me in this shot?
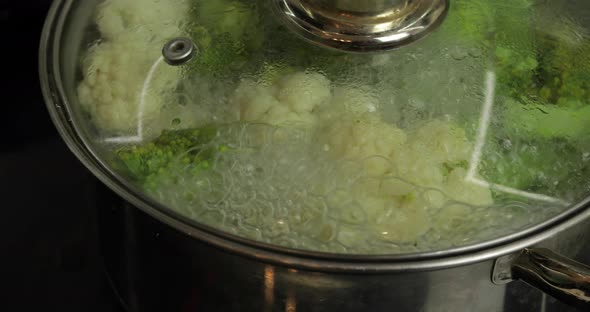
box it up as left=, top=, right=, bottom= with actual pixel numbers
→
left=440, top=0, right=494, bottom=46
left=113, top=126, right=219, bottom=190
left=495, top=12, right=590, bottom=142
left=477, top=6, right=590, bottom=202
left=184, top=0, right=376, bottom=81
left=187, top=0, right=265, bottom=77
left=492, top=1, right=538, bottom=98
left=415, top=0, right=538, bottom=100
left=536, top=34, right=590, bottom=106
left=503, top=98, right=590, bottom=141
left=479, top=135, right=590, bottom=201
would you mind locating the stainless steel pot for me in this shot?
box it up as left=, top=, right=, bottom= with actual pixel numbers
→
left=95, top=190, right=590, bottom=311
left=40, top=0, right=590, bottom=310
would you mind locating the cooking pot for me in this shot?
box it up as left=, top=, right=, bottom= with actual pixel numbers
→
left=40, top=0, right=590, bottom=311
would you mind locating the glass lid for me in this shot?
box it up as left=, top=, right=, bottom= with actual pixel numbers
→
left=70, top=0, right=590, bottom=255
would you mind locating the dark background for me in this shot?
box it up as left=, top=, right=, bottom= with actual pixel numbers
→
left=0, top=2, right=122, bottom=311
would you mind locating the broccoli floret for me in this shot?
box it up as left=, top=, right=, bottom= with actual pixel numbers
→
left=536, top=34, right=590, bottom=106
left=495, top=13, right=590, bottom=141
left=429, top=0, right=538, bottom=99
left=113, top=127, right=219, bottom=189
left=196, top=0, right=262, bottom=47
left=480, top=135, right=590, bottom=201
left=184, top=0, right=373, bottom=81
left=441, top=0, right=494, bottom=46
left=503, top=98, right=590, bottom=141
left=478, top=2, right=590, bottom=144
left=492, top=1, right=538, bottom=98
left=187, top=0, right=264, bottom=77
left=495, top=46, right=539, bottom=98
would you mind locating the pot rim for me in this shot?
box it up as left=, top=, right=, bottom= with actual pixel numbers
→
left=40, top=0, right=590, bottom=273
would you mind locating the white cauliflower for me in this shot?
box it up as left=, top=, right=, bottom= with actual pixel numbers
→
left=322, top=116, right=492, bottom=200
left=318, top=117, right=492, bottom=242
left=95, top=0, right=189, bottom=41
left=360, top=194, right=432, bottom=243
left=229, top=69, right=492, bottom=244
left=232, top=71, right=332, bottom=127
left=77, top=0, right=191, bottom=138
left=275, top=72, right=332, bottom=114
left=234, top=71, right=491, bottom=189
left=445, top=168, right=494, bottom=206
left=331, top=85, right=380, bottom=115
left=392, top=120, right=472, bottom=188
left=317, top=113, right=408, bottom=176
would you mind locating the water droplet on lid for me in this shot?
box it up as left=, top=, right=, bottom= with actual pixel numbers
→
left=450, top=47, right=468, bottom=61
left=468, top=48, right=483, bottom=58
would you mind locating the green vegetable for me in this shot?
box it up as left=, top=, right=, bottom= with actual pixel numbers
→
left=503, top=99, right=590, bottom=141
left=113, top=127, right=219, bottom=190
left=536, top=32, right=590, bottom=105
left=480, top=136, right=590, bottom=201
left=184, top=0, right=376, bottom=81
left=490, top=1, right=590, bottom=107
left=492, top=9, right=590, bottom=142
left=188, top=0, right=264, bottom=77
left=441, top=0, right=494, bottom=45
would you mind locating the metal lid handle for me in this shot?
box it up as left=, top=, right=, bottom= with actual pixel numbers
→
left=493, top=248, right=590, bottom=309
left=271, top=0, right=449, bottom=53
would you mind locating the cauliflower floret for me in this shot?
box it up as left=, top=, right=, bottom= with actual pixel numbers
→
left=95, top=0, right=189, bottom=41
left=78, top=39, right=181, bottom=137
left=445, top=168, right=493, bottom=206
left=77, top=0, right=190, bottom=137
left=316, top=115, right=492, bottom=224
left=317, top=113, right=407, bottom=176
left=275, top=72, right=332, bottom=114
left=233, top=79, right=280, bottom=121
left=431, top=203, right=473, bottom=233
left=361, top=195, right=431, bottom=243
left=408, top=120, right=473, bottom=164
left=228, top=67, right=494, bottom=246
left=394, top=150, right=446, bottom=188
left=232, top=71, right=332, bottom=127
left=393, top=120, right=473, bottom=188
left=331, top=85, right=380, bottom=115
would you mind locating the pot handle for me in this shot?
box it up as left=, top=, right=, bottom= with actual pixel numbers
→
left=493, top=248, right=590, bottom=309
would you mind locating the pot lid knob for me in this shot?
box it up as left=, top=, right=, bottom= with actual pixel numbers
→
left=162, top=37, right=197, bottom=66
left=271, top=0, right=449, bottom=53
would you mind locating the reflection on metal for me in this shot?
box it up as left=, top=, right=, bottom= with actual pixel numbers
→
left=271, top=0, right=449, bottom=52
left=162, top=37, right=196, bottom=66
left=283, top=272, right=353, bottom=289
left=103, top=56, right=164, bottom=144
left=264, top=266, right=275, bottom=312
left=286, top=288, right=297, bottom=312
left=285, top=269, right=297, bottom=312
left=465, top=71, right=569, bottom=206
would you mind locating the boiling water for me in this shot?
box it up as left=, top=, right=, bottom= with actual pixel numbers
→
left=79, top=0, right=590, bottom=254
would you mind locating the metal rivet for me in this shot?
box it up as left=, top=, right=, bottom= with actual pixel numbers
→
left=162, top=37, right=196, bottom=66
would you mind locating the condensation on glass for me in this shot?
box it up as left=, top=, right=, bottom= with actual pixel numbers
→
left=72, top=0, right=590, bottom=255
